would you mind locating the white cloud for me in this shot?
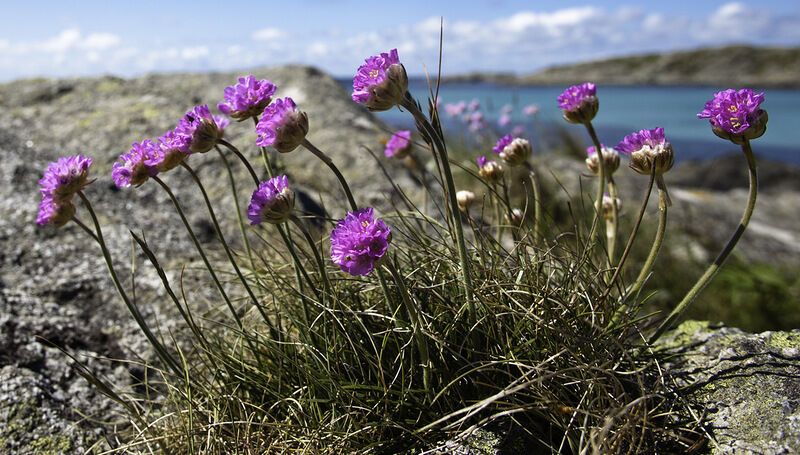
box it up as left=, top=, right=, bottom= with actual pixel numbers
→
left=180, top=46, right=209, bottom=60
left=82, top=33, right=121, bottom=50
left=251, top=28, right=285, bottom=42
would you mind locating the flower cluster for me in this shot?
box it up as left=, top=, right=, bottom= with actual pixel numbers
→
left=616, top=127, right=674, bottom=176
left=247, top=175, right=295, bottom=225
left=330, top=208, right=392, bottom=276
left=112, top=140, right=159, bottom=188
left=557, top=82, right=598, bottom=124
left=585, top=145, right=620, bottom=176
left=352, top=48, right=408, bottom=111
left=218, top=75, right=277, bottom=121
left=37, top=155, right=93, bottom=226
left=255, top=97, right=309, bottom=153
left=384, top=130, right=412, bottom=159
left=493, top=134, right=531, bottom=167
left=175, top=105, right=223, bottom=154
left=477, top=155, right=504, bottom=183
left=698, top=88, right=768, bottom=143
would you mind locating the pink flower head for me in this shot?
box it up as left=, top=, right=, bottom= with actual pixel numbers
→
left=352, top=49, right=408, bottom=111
left=38, top=154, right=93, bottom=203
left=498, top=114, right=512, bottom=127
left=147, top=130, right=190, bottom=172
left=384, top=130, right=413, bottom=159
left=112, top=140, right=159, bottom=188
left=697, top=88, right=767, bottom=136
left=247, top=175, right=294, bottom=225
left=444, top=101, right=466, bottom=117
left=557, top=82, right=598, bottom=123
left=255, top=97, right=309, bottom=153
left=523, top=104, right=540, bottom=116
left=175, top=105, right=222, bottom=153
left=493, top=135, right=514, bottom=154
left=217, top=75, right=277, bottom=120
left=330, top=207, right=392, bottom=276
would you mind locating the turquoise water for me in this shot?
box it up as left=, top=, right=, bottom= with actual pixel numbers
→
left=339, top=80, right=800, bottom=164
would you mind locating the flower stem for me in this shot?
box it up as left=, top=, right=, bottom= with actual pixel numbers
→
left=649, top=140, right=758, bottom=343
left=606, top=176, right=620, bottom=270
left=74, top=192, right=181, bottom=375
left=628, top=184, right=669, bottom=298
left=602, top=168, right=656, bottom=300
left=214, top=146, right=257, bottom=279
left=152, top=176, right=248, bottom=333
left=218, top=138, right=260, bottom=184
left=290, top=214, right=330, bottom=319
left=402, top=95, right=475, bottom=317
left=526, top=165, right=543, bottom=246
left=302, top=139, right=358, bottom=211
left=584, top=122, right=607, bottom=251
left=180, top=162, right=279, bottom=339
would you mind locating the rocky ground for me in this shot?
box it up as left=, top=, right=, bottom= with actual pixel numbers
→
left=1, top=67, right=799, bottom=453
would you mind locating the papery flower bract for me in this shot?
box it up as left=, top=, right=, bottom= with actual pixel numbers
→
left=255, top=97, right=309, bottom=153
left=147, top=130, right=190, bottom=173
left=38, top=154, right=93, bottom=203
left=36, top=195, right=75, bottom=227
left=175, top=105, right=222, bottom=154
left=477, top=155, right=504, bottom=183
left=601, top=193, right=621, bottom=221
left=507, top=208, right=524, bottom=227
left=697, top=88, right=768, bottom=143
left=456, top=190, right=476, bottom=213
left=494, top=135, right=531, bottom=167
left=616, top=127, right=674, bottom=176
left=330, top=207, right=392, bottom=276
left=352, top=48, right=408, bottom=111
left=585, top=144, right=620, bottom=175
left=557, top=82, right=598, bottom=124
left=247, top=175, right=295, bottom=225
left=112, top=140, right=159, bottom=188
left=217, top=75, right=277, bottom=121
left=384, top=130, right=413, bottom=159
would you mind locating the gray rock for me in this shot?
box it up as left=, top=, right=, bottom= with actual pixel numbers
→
left=662, top=321, right=800, bottom=454
left=0, top=66, right=418, bottom=452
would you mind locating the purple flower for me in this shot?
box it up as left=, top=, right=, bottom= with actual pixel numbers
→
left=498, top=114, right=512, bottom=127
left=477, top=155, right=488, bottom=168
left=38, top=154, right=93, bottom=202
left=147, top=130, right=190, bottom=172
left=492, top=134, right=514, bottom=154
left=511, top=125, right=526, bottom=137
left=697, top=88, right=767, bottom=140
left=616, top=127, right=674, bottom=176
left=36, top=195, right=75, bottom=227
left=330, top=207, right=391, bottom=276
left=112, top=140, right=159, bottom=188
left=522, top=104, right=539, bottom=116
left=557, top=82, right=598, bottom=123
left=615, top=128, right=666, bottom=155
left=468, top=99, right=481, bottom=112
left=352, top=48, right=408, bottom=111
left=247, top=175, right=295, bottom=225
left=444, top=101, right=467, bottom=117
left=255, top=97, right=309, bottom=153
left=384, top=130, right=412, bottom=159
left=175, top=105, right=222, bottom=153
left=217, top=75, right=277, bottom=120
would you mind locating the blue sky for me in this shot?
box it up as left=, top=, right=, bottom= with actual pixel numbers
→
left=1, top=0, right=798, bottom=81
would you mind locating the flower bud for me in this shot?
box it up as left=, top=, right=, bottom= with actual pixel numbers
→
left=601, top=194, right=621, bottom=221
left=247, top=175, right=295, bottom=225
left=616, top=128, right=674, bottom=176
left=557, top=83, right=598, bottom=124
left=585, top=145, right=620, bottom=175
left=494, top=135, right=532, bottom=167
left=352, top=49, right=409, bottom=112
left=477, top=156, right=504, bottom=183
left=456, top=190, right=476, bottom=213
left=256, top=97, right=309, bottom=154
left=507, top=208, right=524, bottom=227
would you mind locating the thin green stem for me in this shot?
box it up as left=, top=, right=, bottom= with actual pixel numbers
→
left=402, top=95, right=474, bottom=316
left=649, top=140, right=758, bottom=343
left=290, top=214, right=329, bottom=322
left=301, top=139, right=358, bottom=211
left=601, top=169, right=656, bottom=300
left=180, top=162, right=279, bottom=339
left=219, top=138, right=260, bottom=185
left=628, top=186, right=669, bottom=298
left=527, top=166, right=543, bottom=245
left=74, top=192, right=181, bottom=375
left=214, top=146, right=257, bottom=279
left=384, top=261, right=431, bottom=400
left=606, top=176, right=620, bottom=268
left=151, top=176, right=247, bottom=333
left=584, top=122, right=607, bottom=251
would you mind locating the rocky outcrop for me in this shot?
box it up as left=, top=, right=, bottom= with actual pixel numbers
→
left=0, top=66, right=417, bottom=452
left=662, top=321, right=800, bottom=454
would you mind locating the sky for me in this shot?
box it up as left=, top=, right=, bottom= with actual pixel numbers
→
left=0, top=0, right=799, bottom=81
